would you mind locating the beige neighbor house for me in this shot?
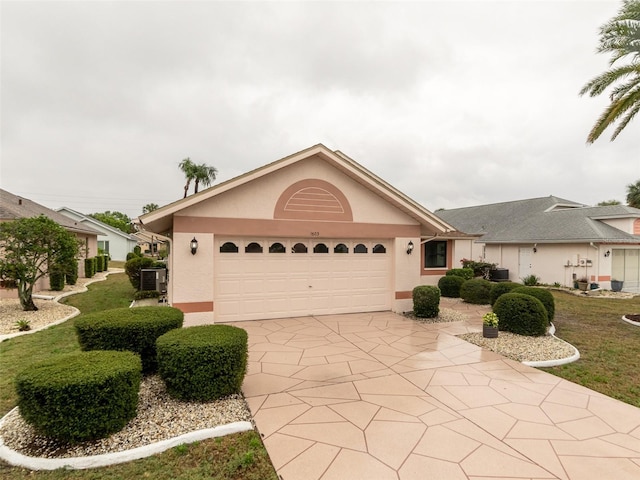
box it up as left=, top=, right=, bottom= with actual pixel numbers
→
left=435, top=196, right=640, bottom=293
left=137, top=144, right=476, bottom=325
left=0, top=189, right=100, bottom=298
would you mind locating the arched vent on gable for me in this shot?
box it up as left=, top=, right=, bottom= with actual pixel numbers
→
left=274, top=179, right=353, bottom=221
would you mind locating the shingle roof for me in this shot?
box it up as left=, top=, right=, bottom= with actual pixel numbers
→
left=436, top=196, right=640, bottom=244
left=56, top=206, right=136, bottom=240
left=0, top=189, right=101, bottom=236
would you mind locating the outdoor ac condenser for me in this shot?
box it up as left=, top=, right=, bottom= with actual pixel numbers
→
left=140, top=268, right=167, bottom=293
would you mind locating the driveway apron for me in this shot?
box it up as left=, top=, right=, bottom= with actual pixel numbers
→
left=238, top=299, right=640, bottom=480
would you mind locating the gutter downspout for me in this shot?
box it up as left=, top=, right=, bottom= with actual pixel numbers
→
left=589, top=242, right=599, bottom=285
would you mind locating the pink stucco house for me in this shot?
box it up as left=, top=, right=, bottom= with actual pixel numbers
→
left=138, top=144, right=475, bottom=325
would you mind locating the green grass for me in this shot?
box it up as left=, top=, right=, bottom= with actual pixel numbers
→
left=0, top=272, right=278, bottom=480
left=541, top=290, right=640, bottom=408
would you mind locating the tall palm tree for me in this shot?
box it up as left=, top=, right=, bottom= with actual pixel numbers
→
left=627, top=179, right=640, bottom=207
left=579, top=0, right=640, bottom=143
left=193, top=163, right=218, bottom=194
left=178, top=158, right=196, bottom=198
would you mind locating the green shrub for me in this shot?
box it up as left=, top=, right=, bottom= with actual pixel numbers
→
left=96, top=255, right=105, bottom=273
left=15, top=350, right=141, bottom=442
left=103, top=254, right=109, bottom=271
left=489, top=282, right=522, bottom=306
left=511, top=286, right=555, bottom=321
left=124, top=256, right=156, bottom=289
left=133, top=290, right=160, bottom=300
left=445, top=268, right=474, bottom=280
left=126, top=252, right=138, bottom=261
left=75, top=306, right=184, bottom=373
left=493, top=293, right=548, bottom=336
left=48, top=265, right=65, bottom=291
left=522, top=274, right=540, bottom=286
left=157, top=325, right=248, bottom=401
left=460, top=278, right=492, bottom=304
left=65, top=258, right=78, bottom=285
left=438, top=275, right=465, bottom=298
left=412, top=285, right=440, bottom=318
left=460, top=259, right=497, bottom=278
left=84, top=257, right=95, bottom=278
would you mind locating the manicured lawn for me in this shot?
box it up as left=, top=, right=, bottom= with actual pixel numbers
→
left=542, top=290, right=640, bottom=408
left=0, top=271, right=278, bottom=480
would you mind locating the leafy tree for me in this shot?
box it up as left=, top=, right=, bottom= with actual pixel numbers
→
left=179, top=158, right=196, bottom=198
left=142, top=203, right=159, bottom=214
left=628, top=179, right=640, bottom=207
left=0, top=216, right=79, bottom=311
left=89, top=211, right=132, bottom=234
left=597, top=199, right=622, bottom=205
left=193, top=163, right=218, bottom=194
left=579, top=0, right=640, bottom=142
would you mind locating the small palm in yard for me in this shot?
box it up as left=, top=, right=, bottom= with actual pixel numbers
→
left=0, top=272, right=277, bottom=480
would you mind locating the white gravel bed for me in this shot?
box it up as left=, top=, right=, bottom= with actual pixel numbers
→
left=0, top=299, right=76, bottom=335
left=404, top=308, right=467, bottom=323
left=0, top=375, right=252, bottom=459
left=458, top=331, right=576, bottom=363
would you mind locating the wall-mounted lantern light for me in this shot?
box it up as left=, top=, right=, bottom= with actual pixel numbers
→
left=190, top=237, right=198, bottom=255
left=604, top=250, right=611, bottom=257
left=406, top=240, right=414, bottom=255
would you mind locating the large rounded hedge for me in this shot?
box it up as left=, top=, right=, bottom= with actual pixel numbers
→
left=438, top=275, right=465, bottom=298
left=412, top=285, right=440, bottom=318
left=157, top=325, right=248, bottom=401
left=511, top=286, right=555, bottom=321
left=445, top=268, right=474, bottom=280
left=489, top=282, right=522, bottom=306
left=493, top=293, right=549, bottom=336
left=16, top=350, right=141, bottom=442
left=460, top=278, right=492, bottom=304
left=75, top=306, right=183, bottom=373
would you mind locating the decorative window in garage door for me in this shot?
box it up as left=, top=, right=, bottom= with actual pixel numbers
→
left=218, top=240, right=387, bottom=255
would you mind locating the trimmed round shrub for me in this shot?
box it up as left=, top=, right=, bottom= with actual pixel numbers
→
left=124, top=256, right=156, bottom=289
left=412, top=285, right=440, bottom=318
left=16, top=350, right=141, bottom=442
left=157, top=325, right=248, bottom=401
left=445, top=268, right=474, bottom=280
left=75, top=306, right=184, bottom=373
left=489, top=282, right=522, bottom=306
left=438, top=275, right=465, bottom=298
left=493, top=293, right=549, bottom=336
left=511, top=286, right=555, bottom=321
left=460, top=278, right=492, bottom=304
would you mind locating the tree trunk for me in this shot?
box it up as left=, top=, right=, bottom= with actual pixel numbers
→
left=18, top=281, right=38, bottom=311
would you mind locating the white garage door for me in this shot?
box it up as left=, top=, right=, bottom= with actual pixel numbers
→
left=214, top=238, right=392, bottom=321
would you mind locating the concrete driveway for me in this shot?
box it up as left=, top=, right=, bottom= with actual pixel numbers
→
left=238, top=299, right=640, bottom=480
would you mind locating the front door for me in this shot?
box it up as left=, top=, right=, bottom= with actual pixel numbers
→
left=519, top=247, right=532, bottom=280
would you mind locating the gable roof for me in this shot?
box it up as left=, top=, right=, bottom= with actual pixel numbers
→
left=56, top=206, right=137, bottom=240
left=436, top=196, right=640, bottom=244
left=0, top=189, right=101, bottom=236
left=138, top=144, right=464, bottom=237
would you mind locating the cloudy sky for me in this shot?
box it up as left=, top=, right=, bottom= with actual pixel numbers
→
left=2, top=0, right=639, bottom=219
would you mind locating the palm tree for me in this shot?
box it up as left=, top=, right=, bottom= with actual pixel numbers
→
left=579, top=0, right=640, bottom=143
left=627, top=179, right=640, bottom=207
left=178, top=158, right=196, bottom=198
left=193, top=163, right=218, bottom=194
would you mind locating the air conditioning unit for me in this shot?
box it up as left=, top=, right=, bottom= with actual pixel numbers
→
left=578, top=259, right=587, bottom=267
left=140, top=268, right=167, bottom=293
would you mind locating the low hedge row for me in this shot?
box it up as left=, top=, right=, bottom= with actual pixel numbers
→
left=157, top=325, right=248, bottom=401
left=489, top=282, right=522, bottom=305
left=460, top=278, right=492, bottom=304
left=16, top=350, right=141, bottom=442
left=74, top=306, right=184, bottom=373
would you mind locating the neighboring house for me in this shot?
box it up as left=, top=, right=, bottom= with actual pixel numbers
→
left=57, top=207, right=138, bottom=261
left=132, top=230, right=168, bottom=257
left=0, top=189, right=100, bottom=298
left=436, top=195, right=640, bottom=292
left=137, top=144, right=474, bottom=325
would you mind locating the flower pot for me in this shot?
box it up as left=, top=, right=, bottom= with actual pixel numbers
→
left=577, top=281, right=589, bottom=291
left=483, top=325, right=498, bottom=338
left=611, top=280, right=623, bottom=292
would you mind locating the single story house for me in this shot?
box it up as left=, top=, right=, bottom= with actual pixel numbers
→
left=435, top=195, right=640, bottom=292
left=0, top=189, right=100, bottom=297
left=57, top=207, right=138, bottom=261
left=132, top=230, right=168, bottom=258
left=137, top=144, right=475, bottom=325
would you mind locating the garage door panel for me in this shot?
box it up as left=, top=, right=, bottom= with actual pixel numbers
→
left=214, top=239, right=392, bottom=321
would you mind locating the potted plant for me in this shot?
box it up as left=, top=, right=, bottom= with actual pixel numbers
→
left=577, top=277, right=589, bottom=291
left=611, top=279, right=624, bottom=292
left=482, top=312, right=499, bottom=338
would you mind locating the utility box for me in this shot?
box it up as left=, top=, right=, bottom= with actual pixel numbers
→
left=140, top=268, right=167, bottom=293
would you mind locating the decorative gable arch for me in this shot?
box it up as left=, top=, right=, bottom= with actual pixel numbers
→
left=274, top=179, right=353, bottom=221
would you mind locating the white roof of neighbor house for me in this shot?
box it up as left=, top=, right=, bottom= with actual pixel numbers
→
left=56, top=207, right=138, bottom=240
left=0, top=189, right=101, bottom=237
left=138, top=144, right=473, bottom=239
left=436, top=196, right=640, bottom=244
